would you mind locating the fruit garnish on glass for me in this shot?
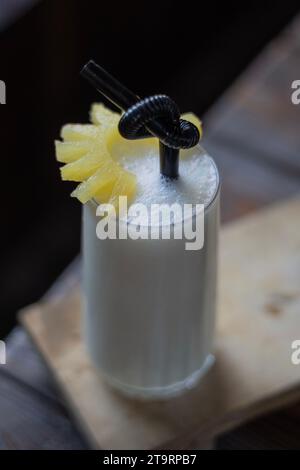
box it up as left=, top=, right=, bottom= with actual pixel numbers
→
left=55, top=103, right=202, bottom=210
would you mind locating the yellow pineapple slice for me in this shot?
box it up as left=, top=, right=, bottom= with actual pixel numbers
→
left=106, top=125, right=157, bottom=159
left=61, top=124, right=101, bottom=141
left=91, top=102, right=157, bottom=156
left=71, top=161, right=122, bottom=204
left=60, top=148, right=111, bottom=182
left=93, top=180, right=117, bottom=206
left=90, top=103, right=120, bottom=128
left=58, top=104, right=136, bottom=206
left=55, top=140, right=93, bottom=163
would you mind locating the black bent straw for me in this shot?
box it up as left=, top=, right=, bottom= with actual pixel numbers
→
left=81, top=60, right=139, bottom=111
left=81, top=60, right=180, bottom=179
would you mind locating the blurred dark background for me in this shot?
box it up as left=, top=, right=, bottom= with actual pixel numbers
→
left=0, top=0, right=299, bottom=337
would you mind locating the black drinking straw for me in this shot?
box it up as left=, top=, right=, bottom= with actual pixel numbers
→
left=81, top=60, right=199, bottom=179
left=81, top=60, right=139, bottom=112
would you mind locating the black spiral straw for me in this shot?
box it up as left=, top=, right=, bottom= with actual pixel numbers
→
left=81, top=60, right=200, bottom=179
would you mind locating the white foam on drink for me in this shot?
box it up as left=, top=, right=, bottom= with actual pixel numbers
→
left=119, top=144, right=218, bottom=208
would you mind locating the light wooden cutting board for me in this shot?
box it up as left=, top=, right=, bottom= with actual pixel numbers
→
left=20, top=196, right=300, bottom=449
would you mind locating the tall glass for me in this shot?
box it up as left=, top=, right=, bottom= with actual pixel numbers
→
left=82, top=146, right=220, bottom=399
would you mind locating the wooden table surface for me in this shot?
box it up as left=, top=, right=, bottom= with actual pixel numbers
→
left=1, top=17, right=300, bottom=450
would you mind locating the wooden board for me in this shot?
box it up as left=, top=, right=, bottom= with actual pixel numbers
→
left=20, top=196, right=300, bottom=450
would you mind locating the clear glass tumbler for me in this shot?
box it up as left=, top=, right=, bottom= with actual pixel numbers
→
left=82, top=146, right=220, bottom=399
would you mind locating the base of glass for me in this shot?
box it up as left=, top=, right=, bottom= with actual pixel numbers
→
left=98, top=354, right=215, bottom=401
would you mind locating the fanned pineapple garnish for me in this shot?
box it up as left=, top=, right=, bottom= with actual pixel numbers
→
left=55, top=104, right=202, bottom=210
left=55, top=104, right=137, bottom=209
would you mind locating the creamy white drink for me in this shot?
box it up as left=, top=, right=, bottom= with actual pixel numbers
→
left=83, top=144, right=219, bottom=398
